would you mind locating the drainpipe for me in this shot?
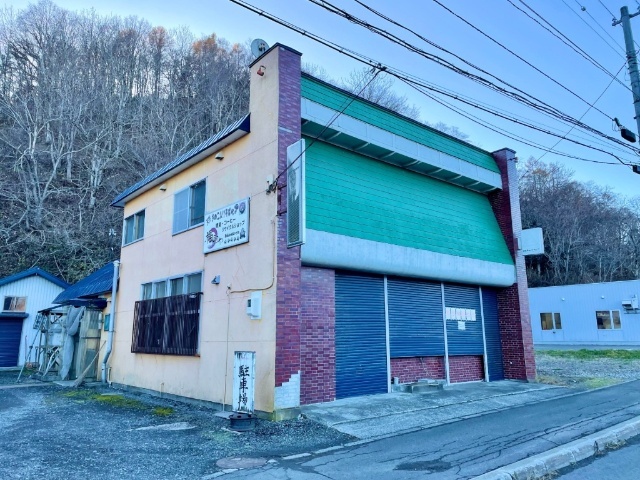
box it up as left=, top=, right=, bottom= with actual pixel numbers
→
left=101, top=260, right=120, bottom=383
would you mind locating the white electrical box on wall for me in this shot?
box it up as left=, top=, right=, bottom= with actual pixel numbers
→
left=246, top=291, right=262, bottom=320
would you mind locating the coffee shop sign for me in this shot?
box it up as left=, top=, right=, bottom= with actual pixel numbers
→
left=203, top=198, right=250, bottom=254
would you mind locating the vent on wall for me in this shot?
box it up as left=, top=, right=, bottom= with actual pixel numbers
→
left=622, top=294, right=639, bottom=313
left=286, top=139, right=306, bottom=248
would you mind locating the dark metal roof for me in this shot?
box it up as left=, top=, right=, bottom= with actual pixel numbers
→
left=0, top=267, right=69, bottom=289
left=53, top=263, right=115, bottom=307
left=111, top=114, right=251, bottom=207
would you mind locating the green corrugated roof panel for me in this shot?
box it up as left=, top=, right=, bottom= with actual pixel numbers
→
left=305, top=140, right=513, bottom=265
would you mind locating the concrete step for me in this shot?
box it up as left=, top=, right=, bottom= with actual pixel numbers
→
left=392, top=379, right=445, bottom=393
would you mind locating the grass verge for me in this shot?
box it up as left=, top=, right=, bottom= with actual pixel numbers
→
left=538, top=349, right=640, bottom=360
left=535, top=375, right=622, bottom=389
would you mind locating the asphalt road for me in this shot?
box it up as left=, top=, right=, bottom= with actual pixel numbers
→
left=226, top=380, right=640, bottom=479
left=558, top=435, right=640, bottom=479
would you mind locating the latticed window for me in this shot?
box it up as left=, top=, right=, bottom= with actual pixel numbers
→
left=131, top=292, right=202, bottom=355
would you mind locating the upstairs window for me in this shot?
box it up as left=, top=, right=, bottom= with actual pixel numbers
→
left=141, top=272, right=202, bottom=300
left=540, top=312, right=562, bottom=330
left=3, top=296, right=26, bottom=312
left=123, top=210, right=145, bottom=245
left=596, top=310, right=621, bottom=330
left=173, top=180, right=206, bottom=234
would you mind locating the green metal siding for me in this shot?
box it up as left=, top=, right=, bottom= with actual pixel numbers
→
left=301, top=75, right=499, bottom=173
left=305, top=141, right=513, bottom=265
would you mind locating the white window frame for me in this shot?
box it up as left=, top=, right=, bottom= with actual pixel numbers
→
left=123, top=210, right=145, bottom=245
left=140, top=271, right=203, bottom=299
left=596, top=310, right=622, bottom=330
left=3, top=296, right=27, bottom=312
left=173, top=180, right=206, bottom=235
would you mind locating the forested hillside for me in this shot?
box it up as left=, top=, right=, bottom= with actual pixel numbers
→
left=0, top=1, right=250, bottom=281
left=520, top=158, right=640, bottom=287
left=1, top=1, right=638, bottom=287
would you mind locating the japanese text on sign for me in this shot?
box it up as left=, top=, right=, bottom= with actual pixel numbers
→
left=203, top=198, right=249, bottom=253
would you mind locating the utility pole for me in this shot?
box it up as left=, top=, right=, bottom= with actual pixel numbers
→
left=614, top=6, right=640, bottom=173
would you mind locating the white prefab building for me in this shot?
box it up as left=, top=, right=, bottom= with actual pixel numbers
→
left=0, top=268, right=69, bottom=367
left=529, top=280, right=640, bottom=347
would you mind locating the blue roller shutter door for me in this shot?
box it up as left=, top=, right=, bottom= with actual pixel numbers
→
left=443, top=284, right=484, bottom=356
left=0, top=317, right=23, bottom=367
left=482, top=288, right=504, bottom=381
left=335, top=272, right=388, bottom=399
left=387, top=277, right=444, bottom=357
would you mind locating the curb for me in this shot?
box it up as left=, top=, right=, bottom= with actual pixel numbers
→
left=473, top=415, right=640, bottom=479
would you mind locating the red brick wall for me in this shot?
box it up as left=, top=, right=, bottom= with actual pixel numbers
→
left=489, top=149, right=536, bottom=381
left=391, top=357, right=445, bottom=383
left=449, top=355, right=485, bottom=383
left=275, top=46, right=303, bottom=388
left=300, top=267, right=335, bottom=405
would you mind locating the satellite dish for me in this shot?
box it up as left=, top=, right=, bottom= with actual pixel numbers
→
left=251, top=39, right=269, bottom=58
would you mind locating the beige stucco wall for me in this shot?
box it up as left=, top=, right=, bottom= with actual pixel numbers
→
left=109, top=47, right=283, bottom=412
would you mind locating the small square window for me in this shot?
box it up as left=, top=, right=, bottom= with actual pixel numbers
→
left=123, top=210, right=145, bottom=245
left=597, top=310, right=622, bottom=330
left=3, top=296, right=27, bottom=312
left=540, top=312, right=561, bottom=330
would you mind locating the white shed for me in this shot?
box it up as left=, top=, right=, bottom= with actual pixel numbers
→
left=0, top=268, right=69, bottom=367
left=529, top=280, right=640, bottom=347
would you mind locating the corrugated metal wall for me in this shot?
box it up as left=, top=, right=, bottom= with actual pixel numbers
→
left=388, top=277, right=444, bottom=357
left=443, top=284, right=484, bottom=356
left=335, top=272, right=388, bottom=399
left=482, top=288, right=504, bottom=381
left=334, top=273, right=505, bottom=398
left=530, top=281, right=640, bottom=346
left=0, top=276, right=65, bottom=366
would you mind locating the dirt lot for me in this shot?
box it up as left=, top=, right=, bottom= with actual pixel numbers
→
left=0, top=373, right=353, bottom=480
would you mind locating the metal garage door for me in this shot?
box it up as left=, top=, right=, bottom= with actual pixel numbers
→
left=387, top=277, right=444, bottom=357
left=335, top=272, right=388, bottom=399
left=482, top=288, right=504, bottom=381
left=0, top=316, right=24, bottom=367
left=443, top=284, right=484, bottom=356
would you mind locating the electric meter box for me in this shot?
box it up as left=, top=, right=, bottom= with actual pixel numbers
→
left=246, top=291, right=262, bottom=320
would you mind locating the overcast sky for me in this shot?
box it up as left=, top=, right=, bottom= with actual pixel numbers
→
left=5, top=0, right=640, bottom=197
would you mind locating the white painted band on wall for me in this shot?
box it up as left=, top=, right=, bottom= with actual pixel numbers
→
left=301, top=230, right=516, bottom=287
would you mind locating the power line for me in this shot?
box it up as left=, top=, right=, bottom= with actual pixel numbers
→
left=273, top=67, right=383, bottom=186
left=309, top=0, right=640, bottom=152
left=596, top=0, right=617, bottom=19
left=566, top=0, right=625, bottom=56
left=229, top=0, right=634, bottom=166
left=430, top=0, right=617, bottom=122
left=537, top=60, right=627, bottom=161
left=507, top=0, right=632, bottom=93
left=411, top=81, right=624, bottom=165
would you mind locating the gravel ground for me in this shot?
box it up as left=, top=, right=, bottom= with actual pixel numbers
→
left=535, top=351, right=640, bottom=386
left=2, top=352, right=638, bottom=480
left=0, top=372, right=353, bottom=480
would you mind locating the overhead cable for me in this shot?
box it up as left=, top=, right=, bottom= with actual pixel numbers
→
left=229, top=0, right=634, bottom=166
left=308, top=0, right=640, bottom=153
left=566, top=0, right=625, bottom=56
left=429, top=0, right=618, bottom=121
left=507, top=0, right=632, bottom=93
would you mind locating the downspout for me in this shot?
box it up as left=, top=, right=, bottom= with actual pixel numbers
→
left=101, top=260, right=120, bottom=383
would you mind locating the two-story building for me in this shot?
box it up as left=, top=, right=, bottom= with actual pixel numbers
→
left=108, top=43, right=535, bottom=418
